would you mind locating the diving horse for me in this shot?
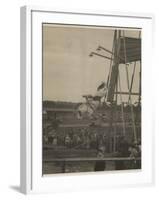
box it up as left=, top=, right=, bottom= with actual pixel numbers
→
left=76, top=82, right=110, bottom=119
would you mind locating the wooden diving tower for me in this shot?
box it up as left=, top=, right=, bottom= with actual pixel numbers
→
left=89, top=29, right=141, bottom=151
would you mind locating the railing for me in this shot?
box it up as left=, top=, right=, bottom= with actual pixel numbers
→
left=43, top=157, right=141, bottom=173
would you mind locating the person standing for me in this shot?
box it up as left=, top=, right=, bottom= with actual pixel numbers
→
left=128, top=144, right=139, bottom=169
left=65, top=134, right=71, bottom=148
left=116, top=136, right=129, bottom=170
left=94, top=147, right=105, bottom=171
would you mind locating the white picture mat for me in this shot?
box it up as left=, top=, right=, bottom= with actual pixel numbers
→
left=22, top=7, right=154, bottom=194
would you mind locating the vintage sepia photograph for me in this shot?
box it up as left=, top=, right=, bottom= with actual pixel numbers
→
left=42, top=23, right=141, bottom=175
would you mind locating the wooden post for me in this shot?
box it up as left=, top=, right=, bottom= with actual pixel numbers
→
left=107, top=30, right=121, bottom=103
left=62, top=160, right=66, bottom=173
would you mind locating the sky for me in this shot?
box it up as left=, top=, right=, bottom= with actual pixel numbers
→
left=43, top=24, right=141, bottom=103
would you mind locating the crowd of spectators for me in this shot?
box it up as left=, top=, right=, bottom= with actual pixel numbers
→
left=43, top=127, right=141, bottom=157
left=43, top=127, right=110, bottom=151
left=43, top=126, right=141, bottom=170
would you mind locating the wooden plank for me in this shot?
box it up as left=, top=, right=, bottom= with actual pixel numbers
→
left=91, top=52, right=113, bottom=60
left=44, top=157, right=141, bottom=162
left=46, top=108, right=75, bottom=112
left=119, top=37, right=141, bottom=63
left=114, top=91, right=139, bottom=95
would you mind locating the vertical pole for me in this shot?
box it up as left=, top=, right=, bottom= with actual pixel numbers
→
left=108, top=30, right=122, bottom=153
left=125, top=65, right=137, bottom=144
left=123, top=30, right=137, bottom=144
left=107, top=30, right=120, bottom=103
left=128, top=62, right=137, bottom=103
left=113, top=83, right=118, bottom=152
left=118, top=73, right=126, bottom=136
left=138, top=62, right=141, bottom=104
left=138, top=31, right=141, bottom=105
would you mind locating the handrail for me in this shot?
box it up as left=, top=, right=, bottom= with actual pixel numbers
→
left=44, top=157, right=141, bottom=162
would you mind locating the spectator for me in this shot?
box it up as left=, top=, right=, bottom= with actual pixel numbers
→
left=65, top=134, right=71, bottom=148
left=116, top=136, right=129, bottom=170
left=128, top=144, right=139, bottom=169
left=48, top=135, right=53, bottom=144
left=117, top=136, right=129, bottom=157
left=94, top=147, right=105, bottom=171
left=43, top=135, right=48, bottom=144
left=52, top=137, right=58, bottom=146
left=128, top=145, right=138, bottom=158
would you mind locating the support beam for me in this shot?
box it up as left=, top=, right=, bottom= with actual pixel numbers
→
left=107, top=30, right=120, bottom=102
left=90, top=52, right=113, bottom=60
left=114, top=91, right=139, bottom=96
